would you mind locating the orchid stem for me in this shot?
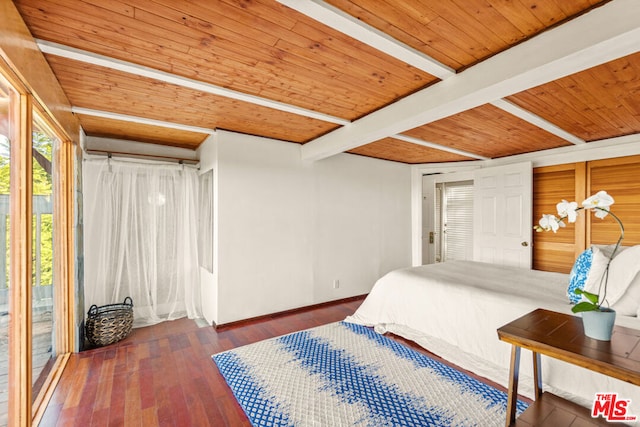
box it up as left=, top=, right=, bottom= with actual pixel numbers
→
left=595, top=208, right=624, bottom=308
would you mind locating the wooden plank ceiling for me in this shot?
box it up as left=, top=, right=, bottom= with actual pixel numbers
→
left=12, top=0, right=640, bottom=164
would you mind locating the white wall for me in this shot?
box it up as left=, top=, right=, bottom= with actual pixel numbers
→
left=197, top=135, right=218, bottom=325
left=203, top=130, right=412, bottom=325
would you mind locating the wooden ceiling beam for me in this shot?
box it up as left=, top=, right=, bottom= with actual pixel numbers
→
left=276, top=0, right=455, bottom=80
left=490, top=99, right=585, bottom=145
left=37, top=40, right=489, bottom=160
left=37, top=40, right=350, bottom=126
left=72, top=107, right=217, bottom=135
left=392, top=134, right=490, bottom=160
left=277, top=0, right=584, bottom=155
left=34, top=1, right=625, bottom=162
left=301, top=0, right=640, bottom=161
left=278, top=0, right=585, bottom=156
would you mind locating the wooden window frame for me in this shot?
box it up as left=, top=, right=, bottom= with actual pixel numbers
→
left=1, top=57, right=74, bottom=427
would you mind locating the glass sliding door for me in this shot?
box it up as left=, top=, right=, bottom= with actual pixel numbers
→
left=0, top=70, right=15, bottom=427
left=31, top=113, right=57, bottom=399
left=0, top=52, right=75, bottom=425
left=0, top=47, right=75, bottom=427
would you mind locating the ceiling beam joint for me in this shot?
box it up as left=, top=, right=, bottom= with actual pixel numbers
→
left=276, top=0, right=455, bottom=80
left=300, top=0, right=640, bottom=161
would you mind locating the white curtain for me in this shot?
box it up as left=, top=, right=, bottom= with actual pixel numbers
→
left=84, top=158, right=202, bottom=327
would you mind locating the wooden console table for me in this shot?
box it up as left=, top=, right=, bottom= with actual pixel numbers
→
left=497, top=308, right=640, bottom=426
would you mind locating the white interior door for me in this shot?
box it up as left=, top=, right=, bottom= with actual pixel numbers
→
left=473, top=162, right=532, bottom=268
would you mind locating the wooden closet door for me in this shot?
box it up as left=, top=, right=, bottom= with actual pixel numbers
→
left=532, top=155, right=640, bottom=273
left=532, top=163, right=585, bottom=273
left=588, top=155, right=640, bottom=248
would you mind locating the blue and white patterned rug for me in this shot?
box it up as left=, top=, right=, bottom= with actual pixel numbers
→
left=212, top=321, right=527, bottom=426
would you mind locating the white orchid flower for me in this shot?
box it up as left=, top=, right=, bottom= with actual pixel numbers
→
left=556, top=200, right=578, bottom=223
left=582, top=190, right=614, bottom=219
left=538, top=214, right=564, bottom=233
left=534, top=190, right=624, bottom=315
left=593, top=207, right=611, bottom=219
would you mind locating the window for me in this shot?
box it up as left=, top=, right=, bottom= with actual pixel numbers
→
left=435, top=181, right=474, bottom=262
left=31, top=113, right=58, bottom=400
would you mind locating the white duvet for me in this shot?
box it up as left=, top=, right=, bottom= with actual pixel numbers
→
left=345, top=260, right=640, bottom=408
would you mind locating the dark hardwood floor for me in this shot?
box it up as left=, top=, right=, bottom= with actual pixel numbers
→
left=38, top=296, right=520, bottom=426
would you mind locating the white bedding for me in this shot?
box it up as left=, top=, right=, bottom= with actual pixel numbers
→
left=345, top=260, right=640, bottom=408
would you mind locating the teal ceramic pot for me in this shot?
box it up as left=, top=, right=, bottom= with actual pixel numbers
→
left=581, top=309, right=616, bottom=341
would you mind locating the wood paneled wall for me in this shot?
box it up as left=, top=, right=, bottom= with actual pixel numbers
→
left=533, top=155, right=640, bottom=273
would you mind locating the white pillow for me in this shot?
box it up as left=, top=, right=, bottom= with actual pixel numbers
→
left=583, top=245, right=618, bottom=295
left=594, top=243, right=627, bottom=259
left=612, top=271, right=640, bottom=316
left=583, top=245, right=629, bottom=294
left=603, top=245, right=640, bottom=306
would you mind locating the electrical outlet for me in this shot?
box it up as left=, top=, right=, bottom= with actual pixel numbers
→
left=333, top=279, right=340, bottom=289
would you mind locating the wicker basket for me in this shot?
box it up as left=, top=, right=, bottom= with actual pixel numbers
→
left=85, top=297, right=134, bottom=347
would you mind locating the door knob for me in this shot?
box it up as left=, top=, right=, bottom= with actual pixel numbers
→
left=521, top=241, right=529, bottom=247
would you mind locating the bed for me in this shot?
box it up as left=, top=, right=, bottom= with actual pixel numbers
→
left=345, top=260, right=640, bottom=408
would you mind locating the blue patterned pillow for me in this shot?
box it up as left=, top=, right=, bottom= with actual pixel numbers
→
left=567, top=248, right=593, bottom=304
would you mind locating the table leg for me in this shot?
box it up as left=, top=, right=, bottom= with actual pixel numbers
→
left=532, top=351, right=542, bottom=398
left=505, top=344, right=521, bottom=427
